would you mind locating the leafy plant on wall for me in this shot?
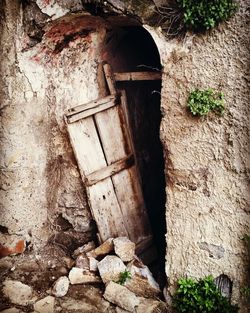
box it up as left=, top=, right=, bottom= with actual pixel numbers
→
left=173, top=276, right=239, bottom=313
left=187, top=88, right=225, bottom=117
left=176, top=0, right=239, bottom=31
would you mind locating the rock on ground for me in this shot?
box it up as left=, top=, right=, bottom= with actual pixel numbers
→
left=97, top=255, right=126, bottom=283
left=137, top=297, right=168, bottom=313
left=87, top=238, right=114, bottom=258
left=104, top=281, right=139, bottom=312
left=2, top=280, right=33, bottom=305
left=52, top=276, right=69, bottom=297
left=0, top=234, right=26, bottom=258
left=0, top=309, right=24, bottom=313
left=88, top=256, right=98, bottom=271
left=125, top=259, right=160, bottom=298
left=73, top=241, right=96, bottom=258
left=69, top=267, right=101, bottom=284
left=75, top=254, right=89, bottom=269
left=33, top=296, right=55, bottom=313
left=113, top=237, right=135, bottom=262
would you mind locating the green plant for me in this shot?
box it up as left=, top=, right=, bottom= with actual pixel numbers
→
left=187, top=88, right=225, bottom=116
left=241, top=286, right=250, bottom=297
left=117, top=270, right=132, bottom=285
left=176, top=0, right=239, bottom=31
left=173, top=276, right=239, bottom=313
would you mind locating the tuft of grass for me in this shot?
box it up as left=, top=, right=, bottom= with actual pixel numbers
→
left=117, top=270, right=132, bottom=285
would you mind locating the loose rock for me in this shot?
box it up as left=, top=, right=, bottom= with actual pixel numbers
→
left=33, top=296, right=55, bottom=313
left=104, top=281, right=139, bottom=312
left=73, top=241, right=96, bottom=258
left=113, top=237, right=135, bottom=262
left=137, top=297, right=168, bottom=313
left=0, top=309, right=24, bottom=313
left=88, top=256, right=98, bottom=271
left=0, top=234, right=26, bottom=258
left=87, top=238, right=114, bottom=258
left=52, top=276, right=69, bottom=297
left=75, top=254, right=89, bottom=269
left=69, top=267, right=101, bottom=284
left=97, top=255, right=126, bottom=283
left=2, top=280, right=33, bottom=305
left=125, top=259, right=160, bottom=298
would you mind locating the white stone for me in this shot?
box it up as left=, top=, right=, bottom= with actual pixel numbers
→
left=2, top=280, right=33, bottom=305
left=104, top=281, right=139, bottom=312
left=113, top=237, right=135, bottom=262
left=0, top=309, right=24, bottom=313
left=69, top=267, right=101, bottom=284
left=52, top=276, right=69, bottom=297
left=33, top=296, right=55, bottom=313
left=88, top=256, right=98, bottom=271
left=97, top=255, right=126, bottom=283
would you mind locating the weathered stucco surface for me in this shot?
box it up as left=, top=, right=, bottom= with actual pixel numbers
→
left=159, top=1, right=250, bottom=310
left=0, top=2, right=106, bottom=249
left=0, top=0, right=249, bottom=311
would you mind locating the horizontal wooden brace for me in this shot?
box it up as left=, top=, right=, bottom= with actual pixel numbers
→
left=66, top=94, right=116, bottom=117
left=114, top=71, right=162, bottom=81
left=86, top=154, right=134, bottom=186
left=66, top=96, right=119, bottom=124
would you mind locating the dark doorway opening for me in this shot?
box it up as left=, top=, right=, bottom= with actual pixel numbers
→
left=103, top=25, right=166, bottom=286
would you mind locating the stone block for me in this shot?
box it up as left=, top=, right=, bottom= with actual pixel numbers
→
left=52, top=276, right=69, bottom=297
left=69, top=267, right=101, bottom=284
left=125, top=259, right=160, bottom=298
left=113, top=237, right=135, bottom=262
left=2, top=280, right=33, bottom=305
left=97, top=255, right=126, bottom=283
left=104, top=281, right=139, bottom=312
left=33, top=296, right=55, bottom=313
left=87, top=238, right=114, bottom=258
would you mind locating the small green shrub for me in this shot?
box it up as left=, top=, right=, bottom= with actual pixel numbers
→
left=187, top=88, right=225, bottom=116
left=173, top=276, right=239, bottom=313
left=176, top=0, right=239, bottom=31
left=117, top=270, right=132, bottom=285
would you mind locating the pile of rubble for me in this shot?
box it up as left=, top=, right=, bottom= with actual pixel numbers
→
left=1, top=237, right=167, bottom=313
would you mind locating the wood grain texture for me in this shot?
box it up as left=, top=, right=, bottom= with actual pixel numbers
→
left=66, top=117, right=128, bottom=241
left=114, top=71, right=162, bottom=81
left=86, top=154, right=134, bottom=186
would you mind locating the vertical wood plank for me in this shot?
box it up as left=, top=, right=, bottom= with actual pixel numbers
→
left=67, top=117, right=128, bottom=241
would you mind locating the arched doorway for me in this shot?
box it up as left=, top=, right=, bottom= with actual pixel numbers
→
left=102, top=24, right=166, bottom=285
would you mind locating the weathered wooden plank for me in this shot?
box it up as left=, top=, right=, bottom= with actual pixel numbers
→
left=66, top=95, right=115, bottom=116
left=86, top=154, right=134, bottom=186
left=67, top=97, right=118, bottom=123
left=103, top=63, right=117, bottom=95
left=114, top=71, right=162, bottom=81
left=66, top=117, right=128, bottom=241
left=94, top=96, right=153, bottom=247
left=97, top=62, right=108, bottom=97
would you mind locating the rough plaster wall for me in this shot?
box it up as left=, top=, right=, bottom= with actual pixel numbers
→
left=157, top=1, right=250, bottom=310
left=0, top=1, right=106, bottom=249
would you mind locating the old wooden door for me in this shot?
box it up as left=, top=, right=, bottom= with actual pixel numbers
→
left=65, top=63, right=161, bottom=257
